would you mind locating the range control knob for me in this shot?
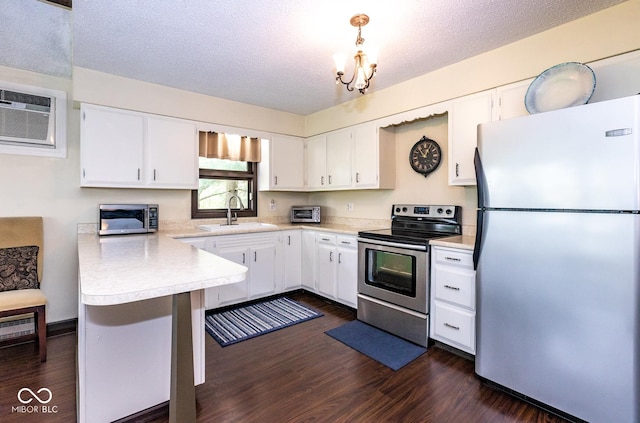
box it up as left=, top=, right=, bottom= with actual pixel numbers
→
left=395, top=207, right=401, bottom=213
left=402, top=207, right=408, bottom=212
left=436, top=208, right=443, bottom=214
left=446, top=208, right=453, bottom=215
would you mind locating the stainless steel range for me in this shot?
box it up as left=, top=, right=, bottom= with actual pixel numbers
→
left=357, top=204, right=462, bottom=347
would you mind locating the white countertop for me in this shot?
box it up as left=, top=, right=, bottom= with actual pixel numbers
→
left=429, top=235, right=476, bottom=251
left=77, top=233, right=247, bottom=306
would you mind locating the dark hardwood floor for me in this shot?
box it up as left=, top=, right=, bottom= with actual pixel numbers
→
left=0, top=292, right=569, bottom=422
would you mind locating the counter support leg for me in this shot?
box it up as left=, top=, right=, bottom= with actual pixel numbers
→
left=170, top=292, right=196, bottom=423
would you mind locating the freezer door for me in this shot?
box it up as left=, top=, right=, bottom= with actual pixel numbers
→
left=475, top=210, right=640, bottom=423
left=477, top=95, right=640, bottom=211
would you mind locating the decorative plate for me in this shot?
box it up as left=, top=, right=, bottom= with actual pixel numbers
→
left=525, top=62, right=596, bottom=114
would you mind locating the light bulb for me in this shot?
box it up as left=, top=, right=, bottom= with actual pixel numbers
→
left=333, top=52, right=347, bottom=74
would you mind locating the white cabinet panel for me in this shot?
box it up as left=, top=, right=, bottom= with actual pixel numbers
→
left=259, top=135, right=305, bottom=191
left=282, top=230, right=302, bottom=291
left=336, top=236, right=357, bottom=308
left=432, top=302, right=475, bottom=352
left=81, top=104, right=145, bottom=186
left=306, top=135, right=327, bottom=190
left=316, top=234, right=337, bottom=298
left=448, top=90, right=494, bottom=186
left=326, top=129, right=352, bottom=189
left=81, top=103, right=197, bottom=189
left=215, top=246, right=250, bottom=307
left=146, top=116, right=198, bottom=188
left=353, top=124, right=396, bottom=189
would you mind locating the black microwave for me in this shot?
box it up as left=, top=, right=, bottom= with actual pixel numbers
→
left=99, top=204, right=159, bottom=236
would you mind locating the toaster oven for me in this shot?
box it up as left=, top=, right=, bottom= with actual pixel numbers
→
left=290, top=206, right=321, bottom=223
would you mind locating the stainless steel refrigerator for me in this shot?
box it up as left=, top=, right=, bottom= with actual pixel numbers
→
left=474, top=95, right=640, bottom=423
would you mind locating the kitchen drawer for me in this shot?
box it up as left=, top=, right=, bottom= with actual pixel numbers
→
left=432, top=302, right=475, bottom=353
left=433, top=266, right=475, bottom=309
left=317, top=233, right=337, bottom=245
left=433, top=247, right=473, bottom=268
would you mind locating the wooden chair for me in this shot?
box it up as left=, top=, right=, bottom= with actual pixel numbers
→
left=0, top=217, right=47, bottom=362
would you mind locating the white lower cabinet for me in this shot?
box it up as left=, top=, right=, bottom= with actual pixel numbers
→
left=179, top=233, right=276, bottom=309
left=179, top=229, right=357, bottom=309
left=315, top=233, right=358, bottom=308
left=335, top=236, right=357, bottom=307
left=281, top=230, right=302, bottom=291
left=430, top=246, right=476, bottom=354
left=301, top=230, right=317, bottom=291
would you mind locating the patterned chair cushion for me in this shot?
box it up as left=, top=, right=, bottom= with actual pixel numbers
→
left=0, top=246, right=39, bottom=292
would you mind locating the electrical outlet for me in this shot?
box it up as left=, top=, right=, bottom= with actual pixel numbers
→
left=347, top=203, right=354, bottom=212
left=269, top=199, right=276, bottom=211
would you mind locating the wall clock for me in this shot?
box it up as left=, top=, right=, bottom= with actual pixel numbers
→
left=409, top=136, right=441, bottom=177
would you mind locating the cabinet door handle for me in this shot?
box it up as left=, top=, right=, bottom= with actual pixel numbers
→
left=254, top=251, right=257, bottom=262
left=340, top=240, right=351, bottom=245
left=287, top=235, right=291, bottom=246
left=338, top=253, right=342, bottom=264
left=444, top=284, right=460, bottom=291
left=444, top=322, right=460, bottom=330
left=274, top=176, right=278, bottom=185
left=329, top=251, right=333, bottom=262
left=455, top=163, right=459, bottom=177
left=321, top=176, right=324, bottom=185
left=356, top=172, right=360, bottom=183
left=242, top=253, right=246, bottom=264
left=137, top=168, right=141, bottom=180
left=82, top=168, right=86, bottom=178
left=153, top=169, right=157, bottom=181
left=445, top=256, right=461, bottom=262
left=328, top=175, right=332, bottom=185
left=321, top=237, right=330, bottom=242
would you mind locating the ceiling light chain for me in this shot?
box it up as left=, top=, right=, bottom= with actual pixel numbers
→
left=335, top=14, right=377, bottom=95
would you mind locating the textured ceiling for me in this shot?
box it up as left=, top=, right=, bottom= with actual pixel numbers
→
left=0, top=0, right=628, bottom=115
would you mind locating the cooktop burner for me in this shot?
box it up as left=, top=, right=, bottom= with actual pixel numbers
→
left=358, top=204, right=462, bottom=246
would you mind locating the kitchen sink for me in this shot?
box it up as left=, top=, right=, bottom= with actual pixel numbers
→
left=196, top=222, right=278, bottom=233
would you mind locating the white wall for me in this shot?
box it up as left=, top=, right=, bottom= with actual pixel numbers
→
left=1, top=1, right=638, bottom=322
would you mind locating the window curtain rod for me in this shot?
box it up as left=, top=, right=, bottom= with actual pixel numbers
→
left=198, top=131, right=261, bottom=162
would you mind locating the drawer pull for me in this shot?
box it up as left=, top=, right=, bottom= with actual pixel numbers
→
left=445, top=256, right=461, bottom=262
left=444, top=284, right=460, bottom=291
left=444, top=322, right=460, bottom=330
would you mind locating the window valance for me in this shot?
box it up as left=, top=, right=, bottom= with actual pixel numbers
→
left=198, top=131, right=261, bottom=162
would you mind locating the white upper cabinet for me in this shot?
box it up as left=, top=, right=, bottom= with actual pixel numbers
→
left=494, top=79, right=533, bottom=121
left=305, top=123, right=395, bottom=191
left=447, top=80, right=533, bottom=186
left=448, top=90, right=494, bottom=186
left=306, top=135, right=327, bottom=190
left=81, top=104, right=145, bottom=187
left=353, top=123, right=395, bottom=189
left=146, top=116, right=198, bottom=188
left=258, top=135, right=305, bottom=191
left=81, top=104, right=197, bottom=189
left=325, top=128, right=353, bottom=189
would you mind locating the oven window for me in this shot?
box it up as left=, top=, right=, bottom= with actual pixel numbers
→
left=100, top=209, right=145, bottom=231
left=365, top=249, right=416, bottom=297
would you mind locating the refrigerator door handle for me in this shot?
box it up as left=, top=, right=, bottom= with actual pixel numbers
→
left=474, top=148, right=487, bottom=209
left=473, top=210, right=484, bottom=270
left=473, top=148, right=486, bottom=270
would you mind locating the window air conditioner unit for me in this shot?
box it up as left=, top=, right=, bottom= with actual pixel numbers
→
left=0, top=86, right=56, bottom=148
left=0, top=81, right=67, bottom=158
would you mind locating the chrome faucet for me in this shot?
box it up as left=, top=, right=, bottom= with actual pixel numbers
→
left=226, top=194, right=245, bottom=225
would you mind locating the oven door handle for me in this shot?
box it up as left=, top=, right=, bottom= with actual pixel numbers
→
left=357, top=238, right=428, bottom=251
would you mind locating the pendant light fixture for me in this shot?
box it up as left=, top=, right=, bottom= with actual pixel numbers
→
left=334, top=14, right=377, bottom=94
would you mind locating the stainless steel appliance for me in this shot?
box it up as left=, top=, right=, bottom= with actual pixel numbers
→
left=474, top=95, right=640, bottom=422
left=290, top=205, right=321, bottom=223
left=357, top=204, right=462, bottom=347
left=99, top=204, right=159, bottom=236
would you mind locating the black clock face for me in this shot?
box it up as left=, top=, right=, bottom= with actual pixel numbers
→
left=409, top=136, right=441, bottom=176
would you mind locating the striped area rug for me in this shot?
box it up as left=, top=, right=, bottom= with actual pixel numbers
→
left=205, top=297, right=323, bottom=347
